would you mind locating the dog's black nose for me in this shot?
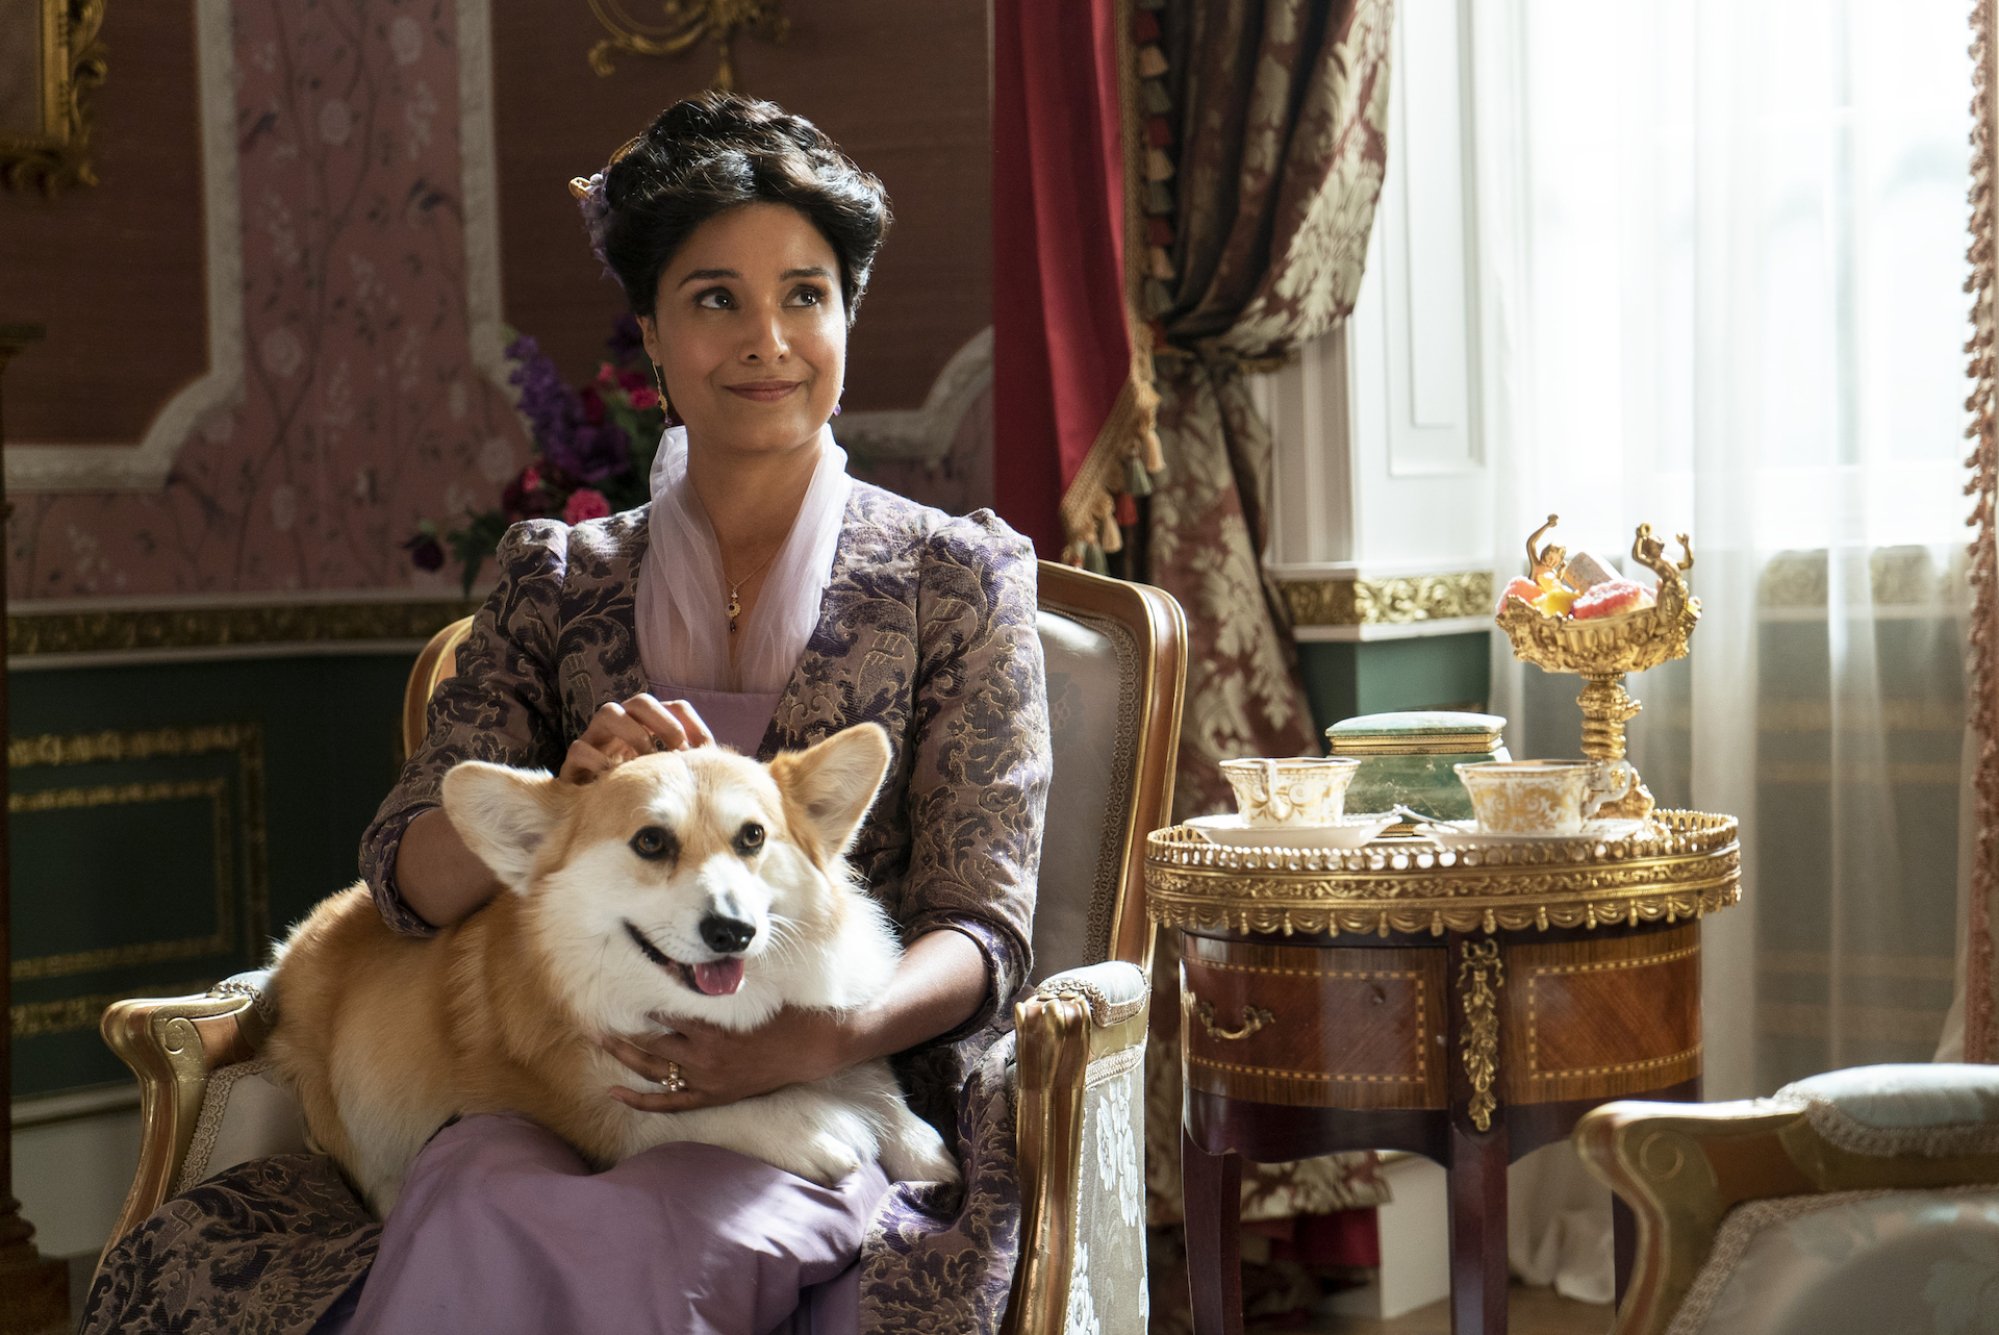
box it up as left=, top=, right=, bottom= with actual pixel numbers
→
left=699, top=915, right=755, bottom=954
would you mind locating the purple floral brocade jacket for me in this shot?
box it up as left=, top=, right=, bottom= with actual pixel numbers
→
left=363, top=482, right=1052, bottom=1333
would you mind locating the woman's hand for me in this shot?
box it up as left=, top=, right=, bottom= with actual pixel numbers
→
left=603, top=1006, right=853, bottom=1113
left=559, top=694, right=715, bottom=784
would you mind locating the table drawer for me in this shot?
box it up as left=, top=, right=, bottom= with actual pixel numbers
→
left=1180, top=936, right=1449, bottom=1110
left=1499, top=922, right=1702, bottom=1104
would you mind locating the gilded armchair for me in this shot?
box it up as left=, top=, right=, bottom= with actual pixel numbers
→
left=96, top=559, right=1187, bottom=1335
left=1575, top=1062, right=1999, bottom=1335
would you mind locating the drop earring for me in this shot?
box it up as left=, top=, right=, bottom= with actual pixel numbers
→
left=653, top=362, right=677, bottom=426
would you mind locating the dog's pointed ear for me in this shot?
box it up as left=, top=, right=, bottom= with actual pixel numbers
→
left=440, top=761, right=568, bottom=890
left=770, top=723, right=893, bottom=859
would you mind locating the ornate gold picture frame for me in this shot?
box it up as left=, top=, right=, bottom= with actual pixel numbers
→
left=0, top=0, right=107, bottom=195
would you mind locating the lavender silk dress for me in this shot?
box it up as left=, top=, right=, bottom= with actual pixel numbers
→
left=80, top=486, right=1052, bottom=1335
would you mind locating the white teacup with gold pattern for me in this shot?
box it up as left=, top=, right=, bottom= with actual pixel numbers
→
left=1451, top=759, right=1633, bottom=836
left=1219, top=756, right=1362, bottom=827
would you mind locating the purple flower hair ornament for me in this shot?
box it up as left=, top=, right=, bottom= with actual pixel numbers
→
left=567, top=170, right=611, bottom=273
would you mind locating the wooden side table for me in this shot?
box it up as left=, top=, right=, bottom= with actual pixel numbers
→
left=1147, top=813, right=1740, bottom=1335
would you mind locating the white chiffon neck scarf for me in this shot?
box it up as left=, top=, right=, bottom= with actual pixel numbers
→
left=635, top=424, right=852, bottom=694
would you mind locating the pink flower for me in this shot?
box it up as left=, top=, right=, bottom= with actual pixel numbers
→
left=628, top=385, right=660, bottom=410
left=520, top=463, right=543, bottom=493
left=563, top=487, right=611, bottom=524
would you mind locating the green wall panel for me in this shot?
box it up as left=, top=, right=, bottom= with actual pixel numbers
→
left=9, top=652, right=417, bottom=1098
left=1295, top=632, right=1493, bottom=738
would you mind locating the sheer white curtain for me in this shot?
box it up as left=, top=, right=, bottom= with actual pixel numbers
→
left=1468, top=0, right=1973, bottom=1299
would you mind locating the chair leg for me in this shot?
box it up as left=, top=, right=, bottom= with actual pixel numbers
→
left=1181, top=1127, right=1244, bottom=1335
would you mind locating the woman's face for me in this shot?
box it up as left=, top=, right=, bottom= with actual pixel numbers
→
left=639, top=203, right=847, bottom=459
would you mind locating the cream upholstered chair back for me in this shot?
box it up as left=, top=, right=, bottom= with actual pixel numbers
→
left=1028, top=561, right=1181, bottom=980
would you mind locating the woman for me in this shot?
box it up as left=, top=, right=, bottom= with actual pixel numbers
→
left=82, top=92, right=1049, bottom=1335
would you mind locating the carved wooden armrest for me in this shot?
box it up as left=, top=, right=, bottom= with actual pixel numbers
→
left=1575, top=1089, right=1999, bottom=1335
left=98, top=969, right=276, bottom=1257
left=1005, top=962, right=1150, bottom=1335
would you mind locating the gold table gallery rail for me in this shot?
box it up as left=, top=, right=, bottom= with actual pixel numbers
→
left=1147, top=813, right=1741, bottom=1335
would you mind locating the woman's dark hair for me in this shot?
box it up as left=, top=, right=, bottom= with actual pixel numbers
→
left=599, top=92, right=891, bottom=325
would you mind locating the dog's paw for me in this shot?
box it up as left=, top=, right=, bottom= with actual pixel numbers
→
left=788, top=1131, right=865, bottom=1187
left=879, top=1118, right=961, bottom=1187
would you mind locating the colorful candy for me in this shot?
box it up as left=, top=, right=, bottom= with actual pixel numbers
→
left=1496, top=576, right=1541, bottom=614
left=1497, top=569, right=1655, bottom=624
left=1570, top=579, right=1653, bottom=620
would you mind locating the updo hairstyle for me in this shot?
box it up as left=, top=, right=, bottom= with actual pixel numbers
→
left=599, top=92, right=892, bottom=327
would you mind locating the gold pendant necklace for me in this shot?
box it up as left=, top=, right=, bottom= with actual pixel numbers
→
left=723, top=546, right=781, bottom=635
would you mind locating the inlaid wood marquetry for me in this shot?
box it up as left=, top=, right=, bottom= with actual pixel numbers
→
left=1179, top=936, right=1449, bottom=1109
left=1501, top=923, right=1703, bottom=1104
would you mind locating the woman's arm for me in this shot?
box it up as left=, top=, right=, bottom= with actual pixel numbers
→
left=392, top=808, right=506, bottom=930
left=361, top=521, right=570, bottom=934
left=395, top=693, right=718, bottom=929
left=604, top=928, right=985, bottom=1111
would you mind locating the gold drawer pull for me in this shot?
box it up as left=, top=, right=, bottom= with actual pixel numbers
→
left=1192, top=999, right=1274, bottom=1042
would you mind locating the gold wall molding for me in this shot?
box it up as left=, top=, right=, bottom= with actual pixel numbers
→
left=9, top=724, right=267, bottom=985
left=1278, top=549, right=1966, bottom=628
left=1278, top=571, right=1493, bottom=627
left=585, top=0, right=789, bottom=86
left=12, top=979, right=217, bottom=1040
left=7, top=600, right=479, bottom=657
left=0, top=0, right=108, bottom=195
left=11, top=722, right=265, bottom=769
left=10, top=779, right=232, bottom=981
left=1758, top=546, right=1970, bottom=610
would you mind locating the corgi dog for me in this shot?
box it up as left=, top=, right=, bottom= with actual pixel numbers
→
left=265, top=722, right=958, bottom=1215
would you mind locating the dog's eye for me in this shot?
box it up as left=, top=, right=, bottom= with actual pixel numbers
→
left=734, top=822, right=765, bottom=856
left=629, top=826, right=677, bottom=861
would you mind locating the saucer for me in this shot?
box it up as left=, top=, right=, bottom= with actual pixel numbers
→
left=1185, top=812, right=1398, bottom=850
left=1413, top=817, right=1650, bottom=847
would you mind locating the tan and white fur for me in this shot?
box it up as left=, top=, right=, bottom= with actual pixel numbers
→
left=266, top=723, right=957, bottom=1215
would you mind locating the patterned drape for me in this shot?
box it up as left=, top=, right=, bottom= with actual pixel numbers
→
left=1142, top=0, right=1394, bottom=819
left=1136, top=0, right=1397, bottom=1326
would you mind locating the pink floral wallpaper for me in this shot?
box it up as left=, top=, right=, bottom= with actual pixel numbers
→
left=2, top=0, right=994, bottom=605
left=7, top=0, right=523, bottom=601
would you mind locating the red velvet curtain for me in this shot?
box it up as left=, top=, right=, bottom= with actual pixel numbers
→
left=992, top=0, right=1150, bottom=560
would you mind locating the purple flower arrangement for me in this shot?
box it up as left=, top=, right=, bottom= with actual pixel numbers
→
left=408, top=315, right=667, bottom=591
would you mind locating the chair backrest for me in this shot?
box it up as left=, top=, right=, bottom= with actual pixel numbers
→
left=400, top=561, right=1186, bottom=978
left=1029, top=561, right=1184, bottom=980
left=401, top=617, right=472, bottom=758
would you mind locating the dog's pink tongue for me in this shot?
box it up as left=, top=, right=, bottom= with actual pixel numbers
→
left=693, top=959, right=745, bottom=996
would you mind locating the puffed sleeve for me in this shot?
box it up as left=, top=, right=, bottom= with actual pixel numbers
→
left=901, top=514, right=1051, bottom=1034
left=358, top=520, right=570, bottom=935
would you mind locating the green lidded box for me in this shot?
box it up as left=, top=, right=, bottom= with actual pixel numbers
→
left=1325, top=711, right=1509, bottom=822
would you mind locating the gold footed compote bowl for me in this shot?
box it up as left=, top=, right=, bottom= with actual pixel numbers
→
left=1494, top=516, right=1701, bottom=820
